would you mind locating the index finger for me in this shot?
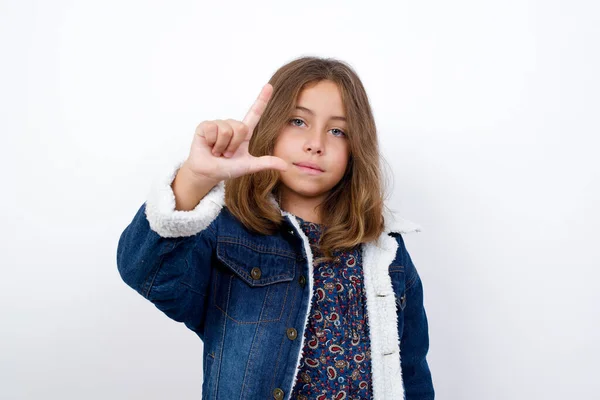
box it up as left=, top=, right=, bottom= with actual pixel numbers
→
left=242, top=83, right=273, bottom=140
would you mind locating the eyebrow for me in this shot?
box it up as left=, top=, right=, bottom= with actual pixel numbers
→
left=295, top=106, right=347, bottom=122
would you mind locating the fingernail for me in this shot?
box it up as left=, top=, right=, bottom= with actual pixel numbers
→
left=224, top=151, right=233, bottom=158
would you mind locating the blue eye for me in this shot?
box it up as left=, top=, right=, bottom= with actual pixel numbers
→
left=289, top=118, right=346, bottom=138
left=290, top=118, right=305, bottom=127
left=331, top=128, right=346, bottom=138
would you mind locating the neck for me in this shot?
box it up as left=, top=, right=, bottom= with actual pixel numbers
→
left=278, top=189, right=325, bottom=224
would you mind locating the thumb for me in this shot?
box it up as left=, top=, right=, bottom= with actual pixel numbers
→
left=246, top=156, right=288, bottom=174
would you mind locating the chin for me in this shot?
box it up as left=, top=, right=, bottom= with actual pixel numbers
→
left=280, top=176, right=332, bottom=198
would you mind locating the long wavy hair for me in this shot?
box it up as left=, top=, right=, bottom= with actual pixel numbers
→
left=225, top=56, right=387, bottom=261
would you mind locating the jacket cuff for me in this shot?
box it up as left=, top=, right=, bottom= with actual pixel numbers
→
left=144, top=161, right=225, bottom=238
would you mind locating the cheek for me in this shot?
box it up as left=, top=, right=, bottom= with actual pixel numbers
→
left=272, top=141, right=281, bottom=157
left=273, top=132, right=298, bottom=158
left=332, top=146, right=350, bottom=173
left=272, top=136, right=284, bottom=157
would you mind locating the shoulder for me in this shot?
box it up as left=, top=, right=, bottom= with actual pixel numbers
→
left=382, top=208, right=422, bottom=280
left=382, top=206, right=423, bottom=235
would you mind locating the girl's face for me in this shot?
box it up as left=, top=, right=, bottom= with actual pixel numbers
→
left=273, top=80, right=350, bottom=205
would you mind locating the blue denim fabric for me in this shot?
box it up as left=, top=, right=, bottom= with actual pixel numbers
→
left=117, top=204, right=434, bottom=399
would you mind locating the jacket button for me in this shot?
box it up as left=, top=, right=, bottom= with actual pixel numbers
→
left=250, top=267, right=262, bottom=280
left=397, top=293, right=407, bottom=309
left=273, top=388, right=284, bottom=400
left=298, top=275, right=306, bottom=288
left=286, top=327, right=297, bottom=340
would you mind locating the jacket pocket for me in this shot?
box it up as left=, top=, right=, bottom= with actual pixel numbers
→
left=213, top=239, right=296, bottom=323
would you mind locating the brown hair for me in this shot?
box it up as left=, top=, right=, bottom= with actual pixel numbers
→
left=225, top=56, right=387, bottom=261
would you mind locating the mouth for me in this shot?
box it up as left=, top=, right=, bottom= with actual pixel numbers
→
left=293, top=163, right=325, bottom=174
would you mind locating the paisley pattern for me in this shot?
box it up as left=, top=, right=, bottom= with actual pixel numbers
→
left=290, top=216, right=373, bottom=399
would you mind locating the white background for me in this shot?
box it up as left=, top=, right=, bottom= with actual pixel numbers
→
left=2, top=0, right=599, bottom=399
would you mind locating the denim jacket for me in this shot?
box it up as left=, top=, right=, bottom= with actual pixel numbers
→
left=116, top=163, right=434, bottom=400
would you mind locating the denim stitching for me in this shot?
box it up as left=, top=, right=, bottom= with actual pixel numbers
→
left=269, top=333, right=289, bottom=393
left=213, top=270, right=232, bottom=400
left=213, top=268, right=291, bottom=324
left=270, top=276, right=300, bottom=393
left=405, top=272, right=418, bottom=292
left=216, top=253, right=295, bottom=285
left=276, top=278, right=291, bottom=321
left=215, top=304, right=288, bottom=324
left=218, top=236, right=296, bottom=258
left=239, top=284, right=271, bottom=400
left=389, top=265, right=405, bottom=272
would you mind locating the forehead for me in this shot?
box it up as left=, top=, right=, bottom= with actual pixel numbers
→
left=295, top=80, right=345, bottom=117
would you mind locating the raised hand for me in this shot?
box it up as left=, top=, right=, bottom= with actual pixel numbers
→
left=184, top=83, right=288, bottom=182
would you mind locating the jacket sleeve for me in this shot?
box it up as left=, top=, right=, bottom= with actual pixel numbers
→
left=116, top=162, right=225, bottom=335
left=397, top=235, right=435, bottom=400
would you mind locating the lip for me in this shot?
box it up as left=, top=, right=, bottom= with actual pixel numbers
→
left=294, top=162, right=324, bottom=174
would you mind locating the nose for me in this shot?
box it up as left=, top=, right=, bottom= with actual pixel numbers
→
left=304, top=129, right=324, bottom=155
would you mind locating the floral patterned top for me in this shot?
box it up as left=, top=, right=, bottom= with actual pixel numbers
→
left=290, top=215, right=374, bottom=400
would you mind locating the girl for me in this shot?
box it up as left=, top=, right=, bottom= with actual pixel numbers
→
left=117, top=56, right=434, bottom=400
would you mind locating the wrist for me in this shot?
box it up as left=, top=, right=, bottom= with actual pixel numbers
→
left=181, top=160, right=221, bottom=187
